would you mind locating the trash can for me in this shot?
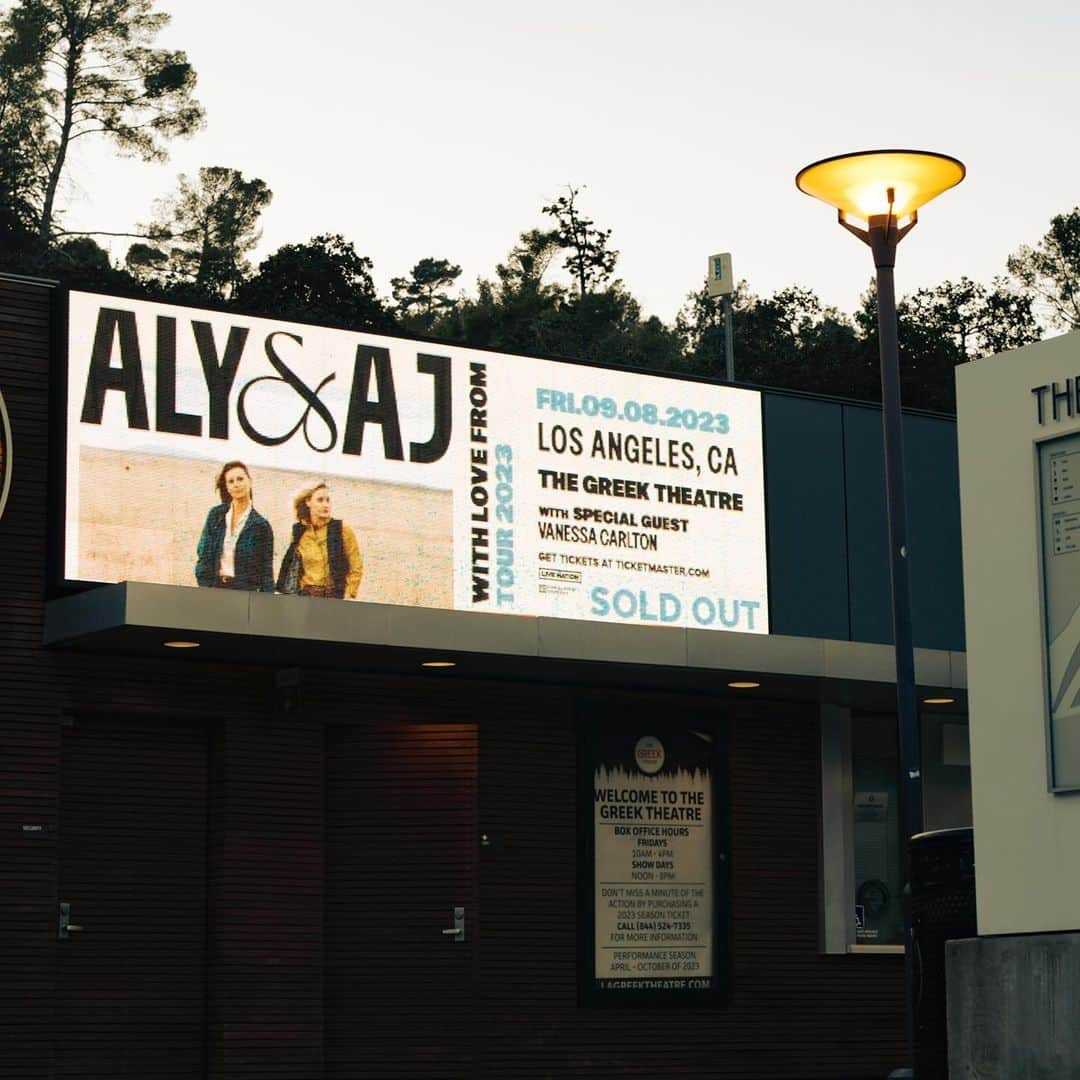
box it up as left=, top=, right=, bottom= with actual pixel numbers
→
left=909, top=827, right=976, bottom=1079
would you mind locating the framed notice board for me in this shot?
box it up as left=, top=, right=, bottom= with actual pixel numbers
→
left=577, top=708, right=731, bottom=1007
left=1038, top=432, right=1080, bottom=790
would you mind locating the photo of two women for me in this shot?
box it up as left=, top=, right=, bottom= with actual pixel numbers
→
left=73, top=447, right=452, bottom=610
left=194, top=462, right=362, bottom=599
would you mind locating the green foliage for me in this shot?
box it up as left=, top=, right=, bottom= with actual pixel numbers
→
left=542, top=185, right=618, bottom=295
left=0, top=0, right=205, bottom=240
left=734, top=286, right=867, bottom=397
left=497, top=228, right=561, bottom=291
left=440, top=222, right=680, bottom=371
left=856, top=286, right=959, bottom=411
left=0, top=228, right=145, bottom=291
left=677, top=283, right=868, bottom=395
left=901, top=276, right=1039, bottom=361
left=126, top=166, right=271, bottom=299
left=544, top=286, right=682, bottom=370
left=391, top=257, right=462, bottom=332
left=851, top=276, right=1042, bottom=412
left=0, top=0, right=50, bottom=246
left=674, top=283, right=733, bottom=378
left=234, top=233, right=392, bottom=330
left=1007, top=209, right=1080, bottom=330
left=436, top=228, right=567, bottom=354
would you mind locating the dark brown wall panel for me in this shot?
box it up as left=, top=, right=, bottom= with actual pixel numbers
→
left=0, top=279, right=61, bottom=1080
left=475, top=688, right=906, bottom=1079
left=57, top=715, right=208, bottom=1079
left=208, top=715, right=324, bottom=1079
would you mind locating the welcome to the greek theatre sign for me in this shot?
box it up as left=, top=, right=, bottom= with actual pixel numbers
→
left=578, top=719, right=730, bottom=1007
left=61, top=289, right=768, bottom=631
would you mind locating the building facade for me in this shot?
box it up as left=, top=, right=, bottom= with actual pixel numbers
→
left=950, top=329, right=1080, bottom=1075
left=1, top=276, right=969, bottom=1078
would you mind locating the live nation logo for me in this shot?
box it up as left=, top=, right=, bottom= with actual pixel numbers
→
left=0, top=384, right=11, bottom=522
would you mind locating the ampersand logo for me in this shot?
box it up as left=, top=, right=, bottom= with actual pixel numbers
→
left=237, top=332, right=338, bottom=451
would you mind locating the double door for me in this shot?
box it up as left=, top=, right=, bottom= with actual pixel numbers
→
left=54, top=711, right=480, bottom=1078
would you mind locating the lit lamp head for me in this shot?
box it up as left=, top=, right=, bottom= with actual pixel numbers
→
left=796, top=149, right=965, bottom=256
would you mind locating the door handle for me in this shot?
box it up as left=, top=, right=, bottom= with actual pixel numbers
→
left=442, top=906, right=465, bottom=942
left=58, top=902, right=84, bottom=940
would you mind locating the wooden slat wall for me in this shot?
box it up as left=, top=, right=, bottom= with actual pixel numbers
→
left=0, top=277, right=905, bottom=1078
left=474, top=684, right=906, bottom=1079
left=208, top=715, right=324, bottom=1078
left=0, top=279, right=62, bottom=1080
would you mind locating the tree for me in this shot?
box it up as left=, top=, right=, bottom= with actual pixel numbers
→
left=0, top=0, right=204, bottom=241
left=544, top=284, right=653, bottom=366
left=438, top=229, right=566, bottom=354
left=739, top=286, right=867, bottom=396
left=542, top=185, right=618, bottom=295
left=851, top=276, right=1042, bottom=413
left=0, top=1, right=50, bottom=246
left=854, top=285, right=959, bottom=412
left=126, top=166, right=271, bottom=299
left=234, top=233, right=392, bottom=330
left=900, top=276, right=1039, bottom=361
left=675, top=282, right=742, bottom=379
left=678, top=282, right=867, bottom=394
left=1007, top=208, right=1080, bottom=330
left=391, top=257, right=462, bottom=332
left=496, top=228, right=560, bottom=291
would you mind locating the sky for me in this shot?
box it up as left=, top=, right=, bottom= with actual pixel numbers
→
left=52, top=0, right=1080, bottom=325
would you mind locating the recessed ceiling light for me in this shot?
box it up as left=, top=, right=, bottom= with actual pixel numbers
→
left=421, top=660, right=456, bottom=668
left=164, top=640, right=200, bottom=649
left=923, top=696, right=956, bottom=705
left=728, top=680, right=760, bottom=689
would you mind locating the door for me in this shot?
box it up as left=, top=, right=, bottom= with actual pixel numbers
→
left=325, top=720, right=478, bottom=1078
left=56, top=715, right=209, bottom=1079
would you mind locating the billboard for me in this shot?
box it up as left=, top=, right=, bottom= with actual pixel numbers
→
left=62, top=290, right=768, bottom=632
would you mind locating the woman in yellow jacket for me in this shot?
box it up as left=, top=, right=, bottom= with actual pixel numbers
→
left=276, top=482, right=363, bottom=599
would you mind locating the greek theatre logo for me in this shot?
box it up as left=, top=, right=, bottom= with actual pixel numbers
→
left=634, top=735, right=665, bottom=774
left=0, top=385, right=11, bottom=523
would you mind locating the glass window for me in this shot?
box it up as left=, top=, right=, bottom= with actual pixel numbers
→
left=852, top=714, right=904, bottom=946
left=849, top=711, right=972, bottom=948
left=819, top=705, right=973, bottom=954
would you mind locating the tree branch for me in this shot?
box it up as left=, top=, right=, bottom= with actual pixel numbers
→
left=54, top=227, right=157, bottom=239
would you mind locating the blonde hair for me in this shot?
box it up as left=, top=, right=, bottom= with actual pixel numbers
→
left=293, top=481, right=329, bottom=524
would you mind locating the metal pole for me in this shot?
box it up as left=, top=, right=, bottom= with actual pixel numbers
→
left=722, top=294, right=735, bottom=382
left=869, top=213, right=923, bottom=1074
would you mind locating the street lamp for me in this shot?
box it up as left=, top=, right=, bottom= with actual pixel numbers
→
left=796, top=149, right=965, bottom=1074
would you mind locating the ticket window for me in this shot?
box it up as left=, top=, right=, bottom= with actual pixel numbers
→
left=819, top=706, right=972, bottom=953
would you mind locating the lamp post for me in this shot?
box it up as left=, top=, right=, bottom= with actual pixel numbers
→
left=796, top=149, right=965, bottom=1075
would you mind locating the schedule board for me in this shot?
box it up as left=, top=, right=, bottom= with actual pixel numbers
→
left=578, top=717, right=730, bottom=1007
left=1039, top=433, right=1080, bottom=788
